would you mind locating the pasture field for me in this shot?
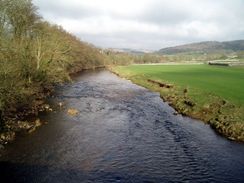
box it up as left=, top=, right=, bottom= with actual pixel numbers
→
left=112, top=64, right=244, bottom=141
left=115, top=64, right=244, bottom=105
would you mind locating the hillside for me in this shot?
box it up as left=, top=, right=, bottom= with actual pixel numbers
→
left=157, top=40, right=244, bottom=55
left=0, top=0, right=108, bottom=140
left=107, top=48, right=147, bottom=55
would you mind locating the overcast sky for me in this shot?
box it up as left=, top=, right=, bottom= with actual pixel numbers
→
left=33, top=0, right=244, bottom=50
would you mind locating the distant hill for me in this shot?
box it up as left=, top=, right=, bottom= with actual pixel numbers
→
left=157, top=40, right=244, bottom=55
left=108, top=48, right=152, bottom=55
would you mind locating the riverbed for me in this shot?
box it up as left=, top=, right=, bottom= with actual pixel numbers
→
left=0, top=70, right=244, bottom=182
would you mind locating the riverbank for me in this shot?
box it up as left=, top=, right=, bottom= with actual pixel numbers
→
left=0, top=66, right=105, bottom=147
left=0, top=0, right=111, bottom=147
left=109, top=65, right=244, bottom=142
left=0, top=83, right=54, bottom=146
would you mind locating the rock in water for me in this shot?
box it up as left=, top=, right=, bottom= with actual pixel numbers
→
left=67, top=108, right=79, bottom=116
left=35, top=119, right=42, bottom=127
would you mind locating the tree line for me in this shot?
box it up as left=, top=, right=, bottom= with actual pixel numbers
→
left=0, top=0, right=107, bottom=128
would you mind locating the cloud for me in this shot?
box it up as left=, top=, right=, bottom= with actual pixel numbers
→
left=33, top=0, right=244, bottom=50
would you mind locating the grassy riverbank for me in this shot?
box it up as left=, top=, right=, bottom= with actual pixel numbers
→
left=111, top=64, right=244, bottom=141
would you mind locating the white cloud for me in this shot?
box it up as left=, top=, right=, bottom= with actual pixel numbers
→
left=58, top=17, right=159, bottom=35
left=33, top=0, right=244, bottom=50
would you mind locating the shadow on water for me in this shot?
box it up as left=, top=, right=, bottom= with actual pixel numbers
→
left=0, top=161, right=173, bottom=183
left=0, top=70, right=244, bottom=183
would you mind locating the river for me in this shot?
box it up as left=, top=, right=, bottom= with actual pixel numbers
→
left=0, top=70, right=244, bottom=183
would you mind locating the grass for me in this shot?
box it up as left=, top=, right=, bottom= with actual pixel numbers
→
left=115, top=64, right=244, bottom=105
left=112, top=64, right=244, bottom=141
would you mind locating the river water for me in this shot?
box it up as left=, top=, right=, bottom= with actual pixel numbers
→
left=0, top=70, right=244, bottom=183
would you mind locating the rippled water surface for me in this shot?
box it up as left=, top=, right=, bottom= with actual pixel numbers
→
left=1, top=70, right=244, bottom=183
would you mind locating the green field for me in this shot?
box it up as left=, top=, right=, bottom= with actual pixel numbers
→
left=113, top=64, right=244, bottom=141
left=115, top=64, right=244, bottom=105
